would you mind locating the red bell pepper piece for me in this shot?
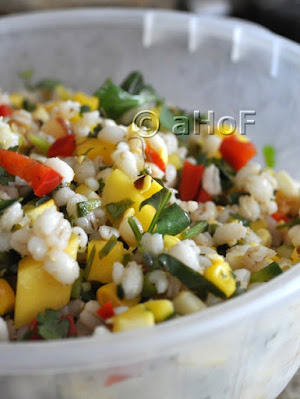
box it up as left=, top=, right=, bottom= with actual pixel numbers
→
left=47, top=134, right=76, bottom=158
left=0, top=104, right=13, bottom=117
left=220, top=135, right=257, bottom=171
left=197, top=188, right=212, bottom=203
left=0, top=149, right=63, bottom=197
left=145, top=142, right=166, bottom=172
left=179, top=161, right=204, bottom=201
left=272, top=211, right=290, bottom=223
left=97, top=301, right=115, bottom=321
left=61, top=315, right=77, bottom=337
left=105, top=374, right=130, bottom=387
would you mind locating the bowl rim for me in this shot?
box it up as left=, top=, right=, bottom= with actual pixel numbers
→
left=0, top=7, right=300, bottom=374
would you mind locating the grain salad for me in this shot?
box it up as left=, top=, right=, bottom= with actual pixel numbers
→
left=0, top=71, right=299, bottom=341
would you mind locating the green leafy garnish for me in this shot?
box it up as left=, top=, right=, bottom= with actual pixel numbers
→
left=250, top=262, right=282, bottom=284
left=37, top=309, right=70, bottom=340
left=276, top=218, right=300, bottom=229
left=213, top=192, right=250, bottom=206
left=98, top=178, right=105, bottom=194
left=139, top=188, right=171, bottom=233
left=99, top=235, right=118, bottom=259
left=263, top=145, right=276, bottom=168
left=0, top=166, right=15, bottom=186
left=106, top=198, right=134, bottom=220
left=22, top=98, right=36, bottom=112
left=128, top=216, right=142, bottom=243
left=80, top=104, right=91, bottom=115
left=88, top=123, right=103, bottom=138
left=142, top=272, right=157, bottom=298
left=120, top=71, right=145, bottom=94
left=210, top=158, right=236, bottom=191
left=159, top=104, right=175, bottom=131
left=76, top=200, right=102, bottom=218
left=157, top=254, right=226, bottom=300
left=28, top=134, right=51, bottom=154
left=181, top=221, right=209, bottom=240
left=31, top=196, right=51, bottom=207
left=84, top=245, right=96, bottom=279
left=229, top=213, right=250, bottom=227
left=154, top=203, right=190, bottom=236
left=34, top=78, right=61, bottom=91
left=0, top=198, right=22, bottom=217
left=71, top=269, right=84, bottom=299
left=123, top=253, right=131, bottom=266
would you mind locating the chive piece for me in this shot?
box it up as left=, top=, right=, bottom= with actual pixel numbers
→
left=181, top=221, right=209, bottom=240
left=0, top=198, right=22, bottom=217
left=117, top=284, right=125, bottom=300
left=98, top=178, right=105, bottom=194
left=80, top=105, right=91, bottom=115
left=71, top=269, right=84, bottom=299
left=263, top=145, right=276, bottom=168
left=123, top=253, right=131, bottom=266
left=250, top=262, right=283, bottom=284
left=29, top=134, right=51, bottom=154
left=99, top=235, right=118, bottom=259
left=128, top=216, right=142, bottom=243
left=106, top=198, right=134, bottom=220
left=84, top=245, right=96, bottom=279
left=76, top=200, right=102, bottom=218
left=229, top=213, right=250, bottom=227
left=276, top=218, right=300, bottom=229
left=141, top=272, right=157, bottom=298
left=33, top=196, right=51, bottom=207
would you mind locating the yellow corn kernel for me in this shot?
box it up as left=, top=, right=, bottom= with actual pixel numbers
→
left=96, top=282, right=140, bottom=308
left=173, top=291, right=206, bottom=315
left=250, top=219, right=268, bottom=232
left=73, top=92, right=99, bottom=111
left=291, top=248, right=300, bottom=264
left=168, top=153, right=182, bottom=170
left=256, top=228, right=272, bottom=247
left=87, top=240, right=124, bottom=283
left=164, top=235, right=180, bottom=250
left=144, top=299, right=174, bottom=322
left=75, top=184, right=100, bottom=200
left=76, top=137, right=115, bottom=163
left=55, top=85, right=72, bottom=101
left=10, top=93, right=23, bottom=108
left=204, top=256, right=236, bottom=298
left=111, top=304, right=155, bottom=332
left=0, top=279, right=15, bottom=316
left=24, top=199, right=56, bottom=225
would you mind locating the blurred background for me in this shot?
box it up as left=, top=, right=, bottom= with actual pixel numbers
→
left=0, top=0, right=299, bottom=42
left=0, top=1, right=299, bottom=398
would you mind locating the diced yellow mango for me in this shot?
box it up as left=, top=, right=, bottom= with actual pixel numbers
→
left=14, top=234, right=79, bottom=328
left=144, top=299, right=174, bottom=322
left=55, top=85, right=72, bottom=101
left=75, top=184, right=100, bottom=200
left=111, top=304, right=155, bottom=332
left=0, top=279, right=15, bottom=316
left=204, top=255, right=236, bottom=298
left=96, top=282, right=140, bottom=308
left=73, top=92, right=99, bottom=110
left=256, top=228, right=272, bottom=247
left=164, top=235, right=180, bottom=249
left=250, top=219, right=268, bottom=232
left=168, top=153, right=182, bottom=170
left=24, top=199, right=55, bottom=225
left=87, top=240, right=124, bottom=283
left=76, top=137, right=115, bottom=163
left=10, top=93, right=23, bottom=108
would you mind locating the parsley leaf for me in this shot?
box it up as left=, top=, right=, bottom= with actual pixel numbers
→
left=76, top=199, right=102, bottom=218
left=154, top=203, right=190, bottom=236
left=106, top=198, right=134, bottom=220
left=37, top=309, right=70, bottom=340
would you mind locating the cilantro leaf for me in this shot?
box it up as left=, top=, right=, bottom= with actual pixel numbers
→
left=154, top=203, right=190, bottom=236
left=77, top=199, right=102, bottom=218
left=120, top=71, right=145, bottom=95
left=106, top=198, right=134, bottom=220
left=37, top=309, right=70, bottom=340
left=139, top=188, right=171, bottom=233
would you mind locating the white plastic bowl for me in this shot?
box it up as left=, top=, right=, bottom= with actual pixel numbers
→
left=1, top=8, right=300, bottom=399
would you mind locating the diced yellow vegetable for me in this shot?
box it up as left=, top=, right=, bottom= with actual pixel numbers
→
left=14, top=234, right=79, bottom=328
left=256, top=228, right=272, bottom=247
left=44, top=101, right=61, bottom=113
left=110, top=304, right=155, bottom=332
left=0, top=279, right=15, bottom=316
left=164, top=235, right=180, bottom=249
left=87, top=240, right=124, bottom=283
left=76, top=137, right=115, bottom=163
left=73, top=92, right=99, bottom=111
left=291, top=248, right=300, bottom=264
left=277, top=245, right=294, bottom=259
left=168, top=153, right=182, bottom=170
left=205, top=255, right=236, bottom=298
left=75, top=184, right=100, bottom=200
left=55, top=85, right=72, bottom=101
left=173, top=291, right=206, bottom=315
left=10, top=93, right=23, bottom=108
left=250, top=219, right=268, bottom=232
left=96, top=282, right=139, bottom=308
left=144, top=299, right=174, bottom=322
left=24, top=199, right=55, bottom=225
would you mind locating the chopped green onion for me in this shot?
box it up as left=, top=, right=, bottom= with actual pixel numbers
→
left=106, top=198, right=134, bottom=220
left=29, top=134, right=51, bottom=154
left=276, top=218, right=300, bottom=229
left=122, top=253, right=131, bottom=266
left=128, top=216, right=142, bottom=243
left=99, top=235, right=118, bottom=259
left=98, top=178, right=105, bottom=194
left=0, top=198, right=22, bottom=217
left=76, top=200, right=101, bottom=218
left=141, top=272, right=157, bottom=298
left=263, top=145, right=276, bottom=168
left=84, top=245, right=96, bottom=279
left=181, top=221, right=209, bottom=240
left=71, top=269, right=84, bottom=299
left=229, top=213, right=250, bottom=227
left=250, top=262, right=282, bottom=284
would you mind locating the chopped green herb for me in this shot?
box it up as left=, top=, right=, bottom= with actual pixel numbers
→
left=276, top=218, right=300, bottom=229
left=181, top=221, right=209, bottom=240
left=213, top=192, right=250, bottom=206
left=84, top=245, right=96, bottom=279
left=210, top=158, right=236, bottom=191
left=0, top=166, right=15, bottom=186
left=98, top=178, right=105, bottom=194
left=154, top=203, right=190, bottom=236
left=89, top=123, right=103, bottom=138
left=250, top=262, right=282, bottom=283
left=229, top=213, right=250, bottom=227
left=76, top=199, right=102, bottom=218
left=128, top=216, right=142, bottom=243
left=71, top=269, right=84, bottom=299
left=28, top=134, right=51, bottom=154
left=116, top=284, right=125, bottom=300
left=80, top=104, right=91, bottom=115
left=22, top=98, right=36, bottom=112
left=263, top=145, right=276, bottom=168
left=143, top=251, right=157, bottom=269
left=120, top=71, right=145, bottom=95
left=106, top=198, right=134, bottom=220
left=123, top=253, right=131, bottom=266
left=0, top=198, right=22, bottom=217
left=99, top=164, right=112, bottom=171
left=37, top=309, right=70, bottom=340
left=142, top=272, right=157, bottom=298
left=157, top=254, right=225, bottom=300
left=32, top=196, right=51, bottom=207
left=159, top=104, right=175, bottom=131
left=99, top=235, right=118, bottom=259
left=34, top=78, right=61, bottom=91
left=208, top=223, right=220, bottom=235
